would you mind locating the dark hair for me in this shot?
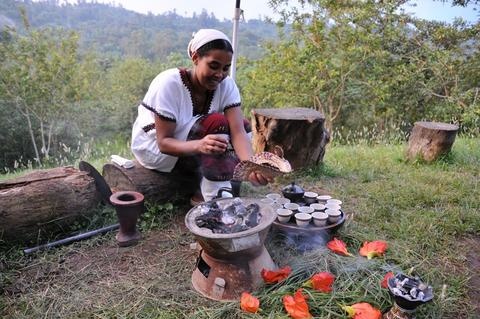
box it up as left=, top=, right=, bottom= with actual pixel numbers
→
left=196, top=39, right=233, bottom=57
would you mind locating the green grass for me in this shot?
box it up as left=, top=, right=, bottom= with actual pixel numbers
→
left=1, top=137, right=479, bottom=318
left=0, top=135, right=132, bottom=180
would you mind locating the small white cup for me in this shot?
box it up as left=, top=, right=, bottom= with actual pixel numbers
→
left=276, top=208, right=293, bottom=224
left=260, top=198, right=275, bottom=205
left=294, top=212, right=312, bottom=227
left=311, top=211, right=328, bottom=227
left=298, top=206, right=314, bottom=214
left=327, top=199, right=342, bottom=205
left=272, top=203, right=283, bottom=210
left=276, top=197, right=291, bottom=205
left=310, top=203, right=326, bottom=212
left=325, top=203, right=341, bottom=210
left=284, top=202, right=300, bottom=212
left=266, top=193, right=282, bottom=201
left=325, top=209, right=342, bottom=224
left=316, top=195, right=332, bottom=204
left=304, top=191, right=318, bottom=204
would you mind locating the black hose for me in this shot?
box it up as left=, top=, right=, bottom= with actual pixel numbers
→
left=23, top=223, right=119, bottom=255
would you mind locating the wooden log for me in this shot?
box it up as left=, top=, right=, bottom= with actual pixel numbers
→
left=0, top=166, right=101, bottom=242
left=251, top=107, right=330, bottom=169
left=102, top=161, right=197, bottom=204
left=406, top=121, right=459, bottom=162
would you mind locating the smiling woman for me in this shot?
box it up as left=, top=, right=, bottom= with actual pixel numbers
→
left=131, top=28, right=272, bottom=204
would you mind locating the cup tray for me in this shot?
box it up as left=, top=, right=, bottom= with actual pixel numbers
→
left=272, top=210, right=346, bottom=234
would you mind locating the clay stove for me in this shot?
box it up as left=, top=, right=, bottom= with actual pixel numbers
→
left=185, top=197, right=277, bottom=301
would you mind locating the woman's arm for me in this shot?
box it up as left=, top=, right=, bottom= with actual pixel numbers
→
left=224, top=107, right=253, bottom=161
left=155, top=116, right=227, bottom=157
left=225, top=107, right=271, bottom=185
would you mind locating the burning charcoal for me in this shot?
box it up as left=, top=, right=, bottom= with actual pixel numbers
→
left=245, top=203, right=260, bottom=227
left=410, top=287, right=418, bottom=299
left=418, top=283, right=427, bottom=291
left=230, top=224, right=249, bottom=233
left=392, top=287, right=403, bottom=296
left=221, top=215, right=235, bottom=225
left=396, top=281, right=405, bottom=291
left=221, top=205, right=237, bottom=225
left=194, top=200, right=263, bottom=234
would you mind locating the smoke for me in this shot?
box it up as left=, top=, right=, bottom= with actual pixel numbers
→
left=268, top=228, right=332, bottom=253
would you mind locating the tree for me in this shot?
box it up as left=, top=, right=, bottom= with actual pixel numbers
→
left=240, top=0, right=479, bottom=136
left=0, top=9, right=97, bottom=165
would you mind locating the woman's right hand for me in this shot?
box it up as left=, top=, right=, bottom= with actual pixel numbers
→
left=197, top=134, right=228, bottom=155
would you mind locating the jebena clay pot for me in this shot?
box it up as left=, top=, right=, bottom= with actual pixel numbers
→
left=282, top=182, right=305, bottom=202
left=110, top=191, right=144, bottom=247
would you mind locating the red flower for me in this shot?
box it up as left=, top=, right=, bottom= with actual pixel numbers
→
left=283, top=288, right=313, bottom=319
left=342, top=302, right=382, bottom=319
left=261, top=266, right=292, bottom=284
left=359, top=240, right=388, bottom=259
left=240, top=292, right=260, bottom=313
left=326, top=238, right=352, bottom=256
left=303, top=272, right=335, bottom=293
left=381, top=272, right=394, bottom=289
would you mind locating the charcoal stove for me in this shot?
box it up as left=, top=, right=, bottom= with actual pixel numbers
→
left=185, top=197, right=277, bottom=301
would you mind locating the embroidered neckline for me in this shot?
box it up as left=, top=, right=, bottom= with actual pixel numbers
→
left=179, top=68, right=215, bottom=116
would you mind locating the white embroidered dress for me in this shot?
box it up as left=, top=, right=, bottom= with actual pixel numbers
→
left=131, top=68, right=241, bottom=171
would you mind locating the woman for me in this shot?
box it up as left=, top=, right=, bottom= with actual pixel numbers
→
left=131, top=29, right=271, bottom=203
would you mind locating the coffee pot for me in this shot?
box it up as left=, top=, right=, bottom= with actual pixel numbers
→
left=281, top=182, right=305, bottom=202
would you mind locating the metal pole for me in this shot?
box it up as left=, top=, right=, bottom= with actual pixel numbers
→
left=230, top=0, right=241, bottom=80
left=23, top=223, right=119, bottom=255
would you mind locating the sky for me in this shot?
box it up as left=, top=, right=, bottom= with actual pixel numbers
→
left=73, top=0, right=478, bottom=23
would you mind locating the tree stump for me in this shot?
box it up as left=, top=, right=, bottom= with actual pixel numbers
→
left=251, top=107, right=330, bottom=169
left=102, top=161, right=197, bottom=204
left=0, top=166, right=101, bottom=242
left=406, top=121, right=459, bottom=162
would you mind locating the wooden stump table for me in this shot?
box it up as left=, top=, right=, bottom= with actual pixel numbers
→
left=251, top=107, right=330, bottom=169
left=406, top=121, right=459, bottom=162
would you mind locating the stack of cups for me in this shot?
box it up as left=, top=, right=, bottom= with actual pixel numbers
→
left=272, top=191, right=343, bottom=227
left=311, top=203, right=328, bottom=226
left=325, top=199, right=342, bottom=224
left=263, top=193, right=289, bottom=210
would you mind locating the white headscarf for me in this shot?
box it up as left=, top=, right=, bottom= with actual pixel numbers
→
left=187, top=29, right=232, bottom=58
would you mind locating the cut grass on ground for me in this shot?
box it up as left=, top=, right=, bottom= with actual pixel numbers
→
left=1, top=137, right=479, bottom=318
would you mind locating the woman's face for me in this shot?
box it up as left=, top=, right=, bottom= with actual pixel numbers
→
left=193, top=49, right=233, bottom=91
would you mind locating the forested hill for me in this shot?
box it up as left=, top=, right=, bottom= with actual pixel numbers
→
left=0, top=0, right=278, bottom=61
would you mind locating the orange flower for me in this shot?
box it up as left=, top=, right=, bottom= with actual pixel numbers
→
left=342, top=302, right=382, bottom=319
left=381, top=272, right=394, bottom=289
left=303, top=272, right=335, bottom=293
left=240, top=292, right=260, bottom=313
left=359, top=240, right=388, bottom=259
left=283, top=288, right=313, bottom=319
left=326, top=238, right=351, bottom=256
left=261, top=266, right=292, bottom=284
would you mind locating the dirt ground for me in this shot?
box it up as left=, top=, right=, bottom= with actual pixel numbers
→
left=2, top=210, right=220, bottom=318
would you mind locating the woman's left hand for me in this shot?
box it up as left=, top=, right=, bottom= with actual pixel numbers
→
left=248, top=171, right=272, bottom=186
